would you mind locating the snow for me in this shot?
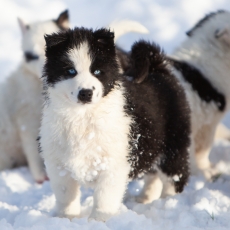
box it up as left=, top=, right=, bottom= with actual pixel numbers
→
left=1, top=144, right=230, bottom=230
left=1, top=0, right=230, bottom=229
left=172, top=175, right=180, bottom=182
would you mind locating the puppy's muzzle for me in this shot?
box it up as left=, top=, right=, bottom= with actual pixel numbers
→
left=78, top=89, right=93, bottom=103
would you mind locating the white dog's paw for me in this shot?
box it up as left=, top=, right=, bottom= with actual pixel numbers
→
left=88, top=209, right=113, bottom=222
left=34, top=170, right=49, bottom=184
left=203, top=165, right=221, bottom=181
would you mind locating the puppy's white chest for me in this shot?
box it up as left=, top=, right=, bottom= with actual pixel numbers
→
left=42, top=87, right=131, bottom=186
left=56, top=118, right=110, bottom=185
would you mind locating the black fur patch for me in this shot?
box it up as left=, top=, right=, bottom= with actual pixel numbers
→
left=169, top=58, right=226, bottom=111
left=186, top=10, right=226, bottom=36
left=53, top=9, right=69, bottom=30
left=37, top=136, right=42, bottom=154
left=43, top=27, right=120, bottom=97
left=124, top=41, right=191, bottom=193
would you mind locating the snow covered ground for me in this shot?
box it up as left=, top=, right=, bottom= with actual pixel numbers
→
left=1, top=141, right=230, bottom=230
left=1, top=0, right=230, bottom=229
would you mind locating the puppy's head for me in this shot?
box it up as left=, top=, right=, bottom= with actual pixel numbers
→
left=43, top=27, right=119, bottom=106
left=18, top=10, right=69, bottom=78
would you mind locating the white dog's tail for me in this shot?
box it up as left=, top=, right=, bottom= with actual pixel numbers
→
left=108, top=20, right=149, bottom=42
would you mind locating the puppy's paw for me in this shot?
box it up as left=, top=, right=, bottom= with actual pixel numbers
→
left=88, top=209, right=112, bottom=222
left=135, top=194, right=153, bottom=204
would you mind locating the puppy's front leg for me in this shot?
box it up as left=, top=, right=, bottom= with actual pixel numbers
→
left=136, top=172, right=163, bottom=204
left=46, top=164, right=81, bottom=219
left=89, top=166, right=129, bottom=222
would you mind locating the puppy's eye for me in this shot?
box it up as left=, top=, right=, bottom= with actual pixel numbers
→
left=94, top=70, right=101, bottom=75
left=67, top=68, right=77, bottom=75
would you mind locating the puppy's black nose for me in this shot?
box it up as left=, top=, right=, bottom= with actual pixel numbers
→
left=78, top=89, right=93, bottom=103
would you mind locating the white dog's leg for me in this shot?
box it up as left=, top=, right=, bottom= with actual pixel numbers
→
left=19, top=130, right=47, bottom=183
left=196, top=147, right=219, bottom=180
left=89, top=166, right=129, bottom=222
left=46, top=164, right=81, bottom=219
left=136, top=173, right=163, bottom=204
left=16, top=113, right=47, bottom=182
left=195, top=125, right=218, bottom=179
left=188, top=138, right=200, bottom=176
left=215, top=123, right=230, bottom=141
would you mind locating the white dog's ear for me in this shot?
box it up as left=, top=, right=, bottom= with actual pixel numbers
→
left=215, top=27, right=230, bottom=46
left=55, top=10, right=69, bottom=29
left=17, top=17, right=29, bottom=35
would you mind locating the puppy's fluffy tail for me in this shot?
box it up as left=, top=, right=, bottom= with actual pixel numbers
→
left=130, top=40, right=169, bottom=83
left=108, top=20, right=149, bottom=42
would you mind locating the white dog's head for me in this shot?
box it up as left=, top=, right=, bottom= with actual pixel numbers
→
left=18, top=10, right=69, bottom=78
left=185, top=10, right=230, bottom=55
left=174, top=10, right=230, bottom=97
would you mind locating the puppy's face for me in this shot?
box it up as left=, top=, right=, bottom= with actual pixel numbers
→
left=18, top=10, right=69, bottom=78
left=43, top=28, right=119, bottom=106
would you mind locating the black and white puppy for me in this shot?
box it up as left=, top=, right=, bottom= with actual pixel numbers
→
left=39, top=28, right=191, bottom=221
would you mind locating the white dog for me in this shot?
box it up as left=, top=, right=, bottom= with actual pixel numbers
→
left=168, top=10, right=230, bottom=178
left=0, top=9, right=148, bottom=182
left=0, top=10, right=70, bottom=183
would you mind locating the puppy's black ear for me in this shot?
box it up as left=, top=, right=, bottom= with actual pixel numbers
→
left=93, top=28, right=114, bottom=44
left=55, top=9, right=69, bottom=29
left=44, top=32, right=68, bottom=48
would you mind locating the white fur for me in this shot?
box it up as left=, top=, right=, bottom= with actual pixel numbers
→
left=67, top=44, right=103, bottom=104
left=170, top=11, right=230, bottom=178
left=0, top=18, right=63, bottom=182
left=40, top=43, right=132, bottom=221
left=136, top=173, right=163, bottom=204
left=108, top=20, right=149, bottom=42
left=215, top=123, right=230, bottom=141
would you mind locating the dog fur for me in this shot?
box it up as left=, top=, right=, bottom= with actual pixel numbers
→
left=39, top=27, right=191, bottom=221
left=168, top=10, right=230, bottom=178
left=0, top=10, right=70, bottom=182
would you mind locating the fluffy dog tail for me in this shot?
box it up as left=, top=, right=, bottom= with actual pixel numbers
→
left=129, top=40, right=169, bottom=83
left=108, top=20, right=149, bottom=42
